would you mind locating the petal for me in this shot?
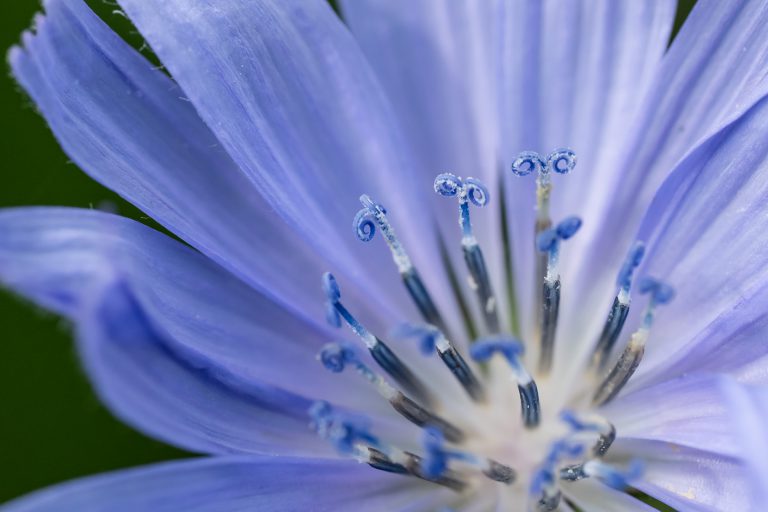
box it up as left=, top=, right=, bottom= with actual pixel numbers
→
left=605, top=375, right=737, bottom=457
left=8, top=0, right=338, bottom=329
left=563, top=479, right=656, bottom=512
left=616, top=441, right=751, bottom=512
left=9, top=0, right=442, bottom=348
left=1, top=456, right=435, bottom=512
left=565, top=0, right=768, bottom=350
left=721, top=380, right=768, bottom=505
left=0, top=208, right=420, bottom=456
left=115, top=0, right=467, bottom=339
left=513, top=0, right=676, bottom=343
left=339, top=1, right=511, bottom=330
left=626, top=93, right=768, bottom=387
left=610, top=379, right=768, bottom=510
left=340, top=1, right=677, bottom=339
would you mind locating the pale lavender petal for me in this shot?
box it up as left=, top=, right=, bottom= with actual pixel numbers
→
left=624, top=93, right=768, bottom=388
left=1, top=456, right=434, bottom=512
left=7, top=0, right=352, bottom=333
left=116, top=0, right=467, bottom=339
left=721, top=380, right=768, bottom=505
left=616, top=441, right=751, bottom=512
left=564, top=479, right=656, bottom=512
left=566, top=0, right=768, bottom=358
left=340, top=1, right=509, bottom=331
left=0, top=208, right=418, bottom=455
left=610, top=379, right=768, bottom=510
left=502, top=0, right=676, bottom=342
left=340, top=1, right=676, bottom=340
left=605, top=375, right=737, bottom=457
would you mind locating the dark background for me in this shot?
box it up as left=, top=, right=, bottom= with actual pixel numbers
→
left=0, top=0, right=695, bottom=504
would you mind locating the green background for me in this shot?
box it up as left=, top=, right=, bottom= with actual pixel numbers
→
left=0, top=0, right=695, bottom=504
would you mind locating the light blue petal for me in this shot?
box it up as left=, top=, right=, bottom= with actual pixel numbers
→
left=340, top=1, right=677, bottom=339
left=8, top=0, right=336, bottom=331
left=623, top=93, right=768, bottom=388
left=563, top=0, right=768, bottom=360
left=1, top=456, right=434, bottom=512
left=0, top=208, right=415, bottom=456
left=8, top=0, right=444, bottom=349
left=509, top=0, right=676, bottom=342
left=626, top=443, right=751, bottom=512
left=610, top=379, right=768, bottom=510
left=563, top=479, right=656, bottom=512
left=340, top=1, right=510, bottom=330
left=605, top=375, right=738, bottom=458
left=721, top=380, right=768, bottom=505
left=115, top=0, right=467, bottom=339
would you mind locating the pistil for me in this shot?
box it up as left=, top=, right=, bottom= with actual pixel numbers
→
left=434, top=173, right=499, bottom=333
left=355, top=194, right=449, bottom=334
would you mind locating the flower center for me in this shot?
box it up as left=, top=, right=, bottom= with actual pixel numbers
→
left=311, top=149, right=672, bottom=510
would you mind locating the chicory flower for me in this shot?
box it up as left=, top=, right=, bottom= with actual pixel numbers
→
left=3, top=0, right=768, bottom=510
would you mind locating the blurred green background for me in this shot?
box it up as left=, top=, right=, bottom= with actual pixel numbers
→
left=1, top=0, right=695, bottom=504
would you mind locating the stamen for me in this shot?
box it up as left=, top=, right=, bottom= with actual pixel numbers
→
left=422, top=427, right=516, bottom=484
left=512, top=149, right=577, bottom=352
left=591, top=242, right=646, bottom=371
left=394, top=323, right=486, bottom=402
left=355, top=194, right=448, bottom=333
left=536, top=216, right=582, bottom=374
left=593, top=277, right=675, bottom=406
left=319, top=343, right=465, bottom=443
left=323, top=272, right=433, bottom=405
left=434, top=174, right=499, bottom=333
left=530, top=440, right=584, bottom=511
left=470, top=338, right=541, bottom=428
left=309, top=401, right=466, bottom=491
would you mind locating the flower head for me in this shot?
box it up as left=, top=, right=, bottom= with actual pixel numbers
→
left=4, top=0, right=768, bottom=510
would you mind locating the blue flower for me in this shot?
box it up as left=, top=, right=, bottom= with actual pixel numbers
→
left=4, top=0, right=768, bottom=510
